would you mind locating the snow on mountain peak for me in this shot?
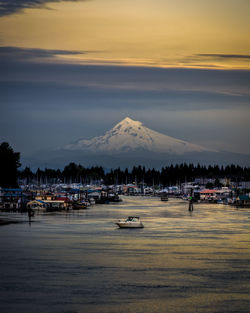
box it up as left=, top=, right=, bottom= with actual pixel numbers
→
left=117, top=116, right=142, bottom=126
left=64, top=117, right=217, bottom=154
left=113, top=117, right=142, bottom=130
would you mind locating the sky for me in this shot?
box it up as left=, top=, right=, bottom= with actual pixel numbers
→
left=0, top=0, right=250, bottom=161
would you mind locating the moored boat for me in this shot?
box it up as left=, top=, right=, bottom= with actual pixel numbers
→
left=161, top=195, right=168, bottom=201
left=72, top=201, right=88, bottom=210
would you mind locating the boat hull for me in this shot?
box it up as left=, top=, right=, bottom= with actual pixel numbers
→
left=116, top=222, right=144, bottom=228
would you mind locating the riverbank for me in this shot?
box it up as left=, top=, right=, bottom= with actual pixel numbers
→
left=0, top=218, right=20, bottom=226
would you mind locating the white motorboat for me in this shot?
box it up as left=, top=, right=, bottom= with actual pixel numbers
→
left=115, top=216, right=144, bottom=228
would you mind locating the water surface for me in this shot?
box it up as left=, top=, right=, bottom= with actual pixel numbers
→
left=0, top=197, right=250, bottom=313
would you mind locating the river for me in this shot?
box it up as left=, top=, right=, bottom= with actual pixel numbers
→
left=0, top=197, right=250, bottom=313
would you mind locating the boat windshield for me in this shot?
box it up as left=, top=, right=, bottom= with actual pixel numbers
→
left=126, top=217, right=139, bottom=222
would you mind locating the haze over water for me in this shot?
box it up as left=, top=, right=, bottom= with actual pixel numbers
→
left=0, top=197, right=250, bottom=313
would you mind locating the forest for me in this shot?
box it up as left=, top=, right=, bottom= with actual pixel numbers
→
left=1, top=142, right=250, bottom=188
left=19, top=162, right=250, bottom=187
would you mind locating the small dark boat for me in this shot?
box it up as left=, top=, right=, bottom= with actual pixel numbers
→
left=72, top=201, right=88, bottom=210
left=161, top=195, right=168, bottom=201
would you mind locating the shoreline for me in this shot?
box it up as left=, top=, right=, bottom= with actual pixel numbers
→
left=0, top=218, right=20, bottom=226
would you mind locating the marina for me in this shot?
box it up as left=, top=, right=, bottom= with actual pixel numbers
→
left=0, top=196, right=250, bottom=313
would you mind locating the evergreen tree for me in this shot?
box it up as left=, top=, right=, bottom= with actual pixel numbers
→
left=0, top=142, right=21, bottom=188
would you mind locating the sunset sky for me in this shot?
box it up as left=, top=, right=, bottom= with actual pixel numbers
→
left=0, top=0, right=250, bottom=161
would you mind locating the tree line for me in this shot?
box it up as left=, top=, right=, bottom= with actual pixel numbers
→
left=1, top=142, right=250, bottom=188
left=19, top=163, right=250, bottom=187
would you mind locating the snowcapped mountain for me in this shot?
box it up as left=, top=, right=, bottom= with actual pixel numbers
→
left=24, top=117, right=250, bottom=169
left=64, top=117, right=216, bottom=155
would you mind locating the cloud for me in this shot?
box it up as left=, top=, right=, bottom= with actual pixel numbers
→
left=179, top=54, right=250, bottom=70
left=197, top=54, right=250, bottom=60
left=1, top=46, right=250, bottom=100
left=0, top=46, right=84, bottom=57
left=0, top=46, right=90, bottom=62
left=0, top=0, right=87, bottom=17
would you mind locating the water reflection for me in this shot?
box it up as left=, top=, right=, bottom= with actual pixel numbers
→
left=0, top=197, right=250, bottom=313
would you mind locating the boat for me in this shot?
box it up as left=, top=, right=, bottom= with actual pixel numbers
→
left=72, top=201, right=88, bottom=210
left=108, top=194, right=122, bottom=202
left=160, top=192, right=168, bottom=201
left=88, top=198, right=96, bottom=205
left=160, top=195, right=168, bottom=201
left=115, top=216, right=144, bottom=228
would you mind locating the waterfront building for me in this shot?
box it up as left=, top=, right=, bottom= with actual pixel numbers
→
left=199, top=188, right=232, bottom=202
left=0, top=188, right=30, bottom=210
left=235, top=195, right=250, bottom=208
